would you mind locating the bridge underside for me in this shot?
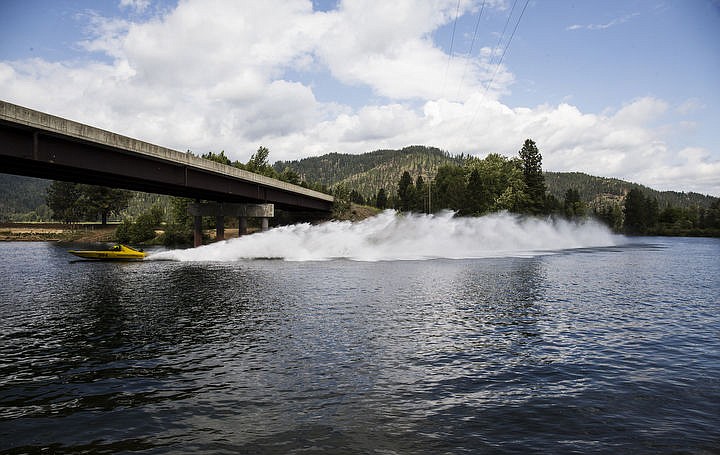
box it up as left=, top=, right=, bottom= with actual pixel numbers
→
left=0, top=120, right=332, bottom=212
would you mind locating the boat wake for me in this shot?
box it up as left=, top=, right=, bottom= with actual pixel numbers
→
left=148, top=210, right=625, bottom=262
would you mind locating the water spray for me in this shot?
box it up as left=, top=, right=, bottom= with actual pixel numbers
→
left=149, top=210, right=623, bottom=262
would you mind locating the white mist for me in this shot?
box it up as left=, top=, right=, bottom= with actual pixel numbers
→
left=149, top=210, right=624, bottom=262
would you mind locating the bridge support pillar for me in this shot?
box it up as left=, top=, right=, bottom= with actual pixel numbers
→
left=216, top=214, right=225, bottom=241
left=189, top=202, right=274, bottom=246
left=238, top=217, right=248, bottom=236
left=193, top=214, right=202, bottom=248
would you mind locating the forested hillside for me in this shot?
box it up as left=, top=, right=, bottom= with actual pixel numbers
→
left=544, top=172, right=715, bottom=210
left=274, top=145, right=464, bottom=197
left=0, top=173, right=172, bottom=222
left=0, top=174, right=51, bottom=221
left=275, top=148, right=717, bottom=210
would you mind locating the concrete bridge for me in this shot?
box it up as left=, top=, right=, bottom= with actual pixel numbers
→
left=0, top=100, right=334, bottom=245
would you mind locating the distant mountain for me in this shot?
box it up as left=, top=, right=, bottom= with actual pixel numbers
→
left=0, top=173, right=51, bottom=221
left=275, top=147, right=717, bottom=209
left=273, top=145, right=464, bottom=197
left=0, top=173, right=172, bottom=222
left=544, top=171, right=716, bottom=209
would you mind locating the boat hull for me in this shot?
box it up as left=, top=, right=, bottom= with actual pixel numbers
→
left=68, top=244, right=146, bottom=261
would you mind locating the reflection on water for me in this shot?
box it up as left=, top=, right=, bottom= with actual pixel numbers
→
left=1, top=239, right=719, bottom=453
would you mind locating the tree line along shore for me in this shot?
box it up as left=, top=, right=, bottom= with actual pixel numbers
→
left=1, top=140, right=718, bottom=244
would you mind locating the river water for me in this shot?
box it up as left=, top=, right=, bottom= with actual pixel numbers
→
left=1, top=213, right=719, bottom=454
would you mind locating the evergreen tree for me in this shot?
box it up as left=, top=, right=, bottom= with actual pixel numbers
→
left=518, top=139, right=547, bottom=214
left=563, top=188, right=586, bottom=219
left=246, top=146, right=270, bottom=171
left=646, top=196, right=659, bottom=229
left=46, top=181, right=82, bottom=223
left=201, top=150, right=232, bottom=166
left=624, top=188, right=656, bottom=234
left=349, top=189, right=365, bottom=205
left=413, top=175, right=427, bottom=213
left=279, top=167, right=301, bottom=185
left=699, top=199, right=720, bottom=229
left=397, top=171, right=414, bottom=211
left=78, top=184, right=132, bottom=224
left=47, top=182, right=129, bottom=224
left=245, top=146, right=278, bottom=178
left=331, top=184, right=351, bottom=218
left=593, top=200, right=624, bottom=231
left=464, top=168, right=486, bottom=215
left=161, top=197, right=194, bottom=246
left=375, top=188, right=388, bottom=209
left=433, top=165, right=466, bottom=211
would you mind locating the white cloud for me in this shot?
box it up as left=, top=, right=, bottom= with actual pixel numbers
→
left=566, top=12, right=640, bottom=31
left=676, top=98, right=704, bottom=116
left=119, top=0, right=150, bottom=14
left=0, top=0, right=717, bottom=196
left=634, top=147, right=720, bottom=193
left=612, top=97, right=668, bottom=125
left=313, top=0, right=507, bottom=101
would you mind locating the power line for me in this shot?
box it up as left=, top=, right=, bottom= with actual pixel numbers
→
left=486, top=0, right=519, bottom=73
left=456, top=0, right=487, bottom=98
left=467, top=0, right=487, bottom=57
left=464, top=0, right=530, bottom=131
left=440, top=0, right=462, bottom=98
left=484, top=0, right=530, bottom=95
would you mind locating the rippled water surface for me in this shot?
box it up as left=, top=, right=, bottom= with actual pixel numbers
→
left=1, top=237, right=719, bottom=454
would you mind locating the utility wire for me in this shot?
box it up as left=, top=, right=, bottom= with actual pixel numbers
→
left=456, top=0, right=487, bottom=98
left=464, top=0, right=530, bottom=131
left=483, top=0, right=530, bottom=95
left=486, top=0, right=519, bottom=72
left=440, top=0, right=462, bottom=98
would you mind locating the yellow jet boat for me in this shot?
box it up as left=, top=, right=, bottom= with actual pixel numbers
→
left=68, top=244, right=147, bottom=261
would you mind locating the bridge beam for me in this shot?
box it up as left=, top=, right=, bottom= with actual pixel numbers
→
left=0, top=100, right=334, bottom=213
left=188, top=202, right=274, bottom=247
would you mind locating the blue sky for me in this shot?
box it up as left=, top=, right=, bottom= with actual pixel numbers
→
left=1, top=0, right=719, bottom=195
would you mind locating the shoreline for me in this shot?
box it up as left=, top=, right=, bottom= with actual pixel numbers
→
left=0, top=222, right=118, bottom=242
left=0, top=223, right=250, bottom=243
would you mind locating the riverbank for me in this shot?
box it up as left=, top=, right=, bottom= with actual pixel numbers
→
left=0, top=204, right=378, bottom=243
left=0, top=223, right=118, bottom=242
left=1, top=223, right=274, bottom=243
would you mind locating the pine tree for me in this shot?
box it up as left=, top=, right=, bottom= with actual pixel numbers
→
left=464, top=168, right=486, bottom=215
left=375, top=188, right=388, bottom=209
left=518, top=139, right=547, bottom=214
left=414, top=175, right=427, bottom=212
left=624, top=188, right=649, bottom=234
left=563, top=188, right=586, bottom=219
left=78, top=184, right=132, bottom=224
left=46, top=181, right=82, bottom=223
left=397, top=171, right=414, bottom=211
left=433, top=165, right=466, bottom=211
left=46, top=181, right=132, bottom=224
left=245, top=146, right=278, bottom=178
left=201, top=150, right=232, bottom=166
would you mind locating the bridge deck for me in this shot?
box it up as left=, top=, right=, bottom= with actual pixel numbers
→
left=0, top=100, right=333, bottom=212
